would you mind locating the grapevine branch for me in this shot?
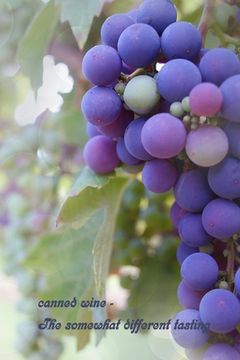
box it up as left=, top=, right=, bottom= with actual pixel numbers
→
left=198, top=0, right=216, bottom=45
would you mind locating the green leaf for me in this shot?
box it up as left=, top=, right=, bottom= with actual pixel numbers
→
left=55, top=0, right=109, bottom=48
left=17, top=1, right=60, bottom=90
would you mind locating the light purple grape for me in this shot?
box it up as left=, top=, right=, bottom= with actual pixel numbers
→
left=161, top=21, right=201, bottom=60
left=224, top=121, right=240, bottom=158
left=208, top=156, right=240, bottom=199
left=142, top=159, right=178, bottom=193
left=189, top=83, right=223, bottom=116
left=86, top=123, right=101, bottom=138
left=199, top=48, right=240, bottom=86
left=171, top=309, right=209, bottom=349
left=174, top=169, right=215, bottom=212
left=82, top=45, right=121, bottom=86
left=117, top=23, right=161, bottom=68
left=234, top=268, right=240, bottom=295
left=170, top=202, right=188, bottom=229
left=202, top=198, right=240, bottom=240
left=137, top=0, right=177, bottom=35
left=181, top=253, right=219, bottom=291
left=99, top=107, right=134, bottom=139
left=177, top=243, right=198, bottom=265
left=116, top=138, right=140, bottom=166
left=81, top=87, right=122, bottom=126
left=124, top=118, right=153, bottom=161
left=157, top=59, right=202, bottom=103
left=185, top=125, right=229, bottom=167
left=178, top=280, right=206, bottom=310
left=199, top=289, right=240, bottom=333
left=203, top=343, right=240, bottom=360
left=101, top=14, right=134, bottom=49
left=220, top=75, right=240, bottom=123
left=178, top=213, right=212, bottom=248
left=83, top=135, right=119, bottom=173
left=141, top=113, right=187, bottom=159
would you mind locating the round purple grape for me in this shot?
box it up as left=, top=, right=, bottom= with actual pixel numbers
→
left=203, top=343, right=240, bottom=360
left=220, top=75, right=240, bottom=123
left=178, top=280, right=206, bottom=310
left=177, top=243, right=198, bottom=265
left=170, top=202, right=188, bottom=229
left=101, top=14, right=134, bottom=49
left=178, top=213, right=212, bottom=248
left=189, top=83, right=223, bottom=117
left=99, top=107, right=134, bottom=139
left=116, top=138, right=140, bottom=166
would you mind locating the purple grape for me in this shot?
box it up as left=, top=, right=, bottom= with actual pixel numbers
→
left=101, top=14, right=134, bottom=49
left=178, top=213, right=212, bottom=248
left=117, top=23, right=161, bottom=68
left=177, top=243, right=198, bottom=265
left=199, top=48, right=240, bottom=86
left=186, top=125, right=229, bottom=167
left=171, top=309, right=209, bottom=349
left=83, top=135, right=119, bottom=173
left=124, top=118, right=153, bottom=161
left=220, top=75, right=240, bottom=123
left=86, top=123, right=101, bottom=138
left=234, top=268, right=240, bottom=295
left=127, top=9, right=139, bottom=22
left=157, top=59, right=202, bottom=103
left=224, top=121, right=240, bottom=158
left=82, top=45, right=121, bottom=86
left=116, top=138, right=140, bottom=166
left=202, top=198, right=240, bottom=240
left=81, top=87, right=122, bottom=126
left=203, top=343, right=240, bottom=360
left=99, top=107, right=134, bottom=139
left=174, top=169, right=215, bottom=213
left=189, top=83, right=223, bottom=116
left=170, top=202, right=188, bottom=229
left=142, top=159, right=178, bottom=193
left=137, top=0, right=177, bottom=35
left=199, top=289, right=240, bottom=333
left=121, top=61, right=136, bottom=75
left=141, top=113, right=187, bottom=159
left=178, top=280, right=206, bottom=310
left=208, top=156, right=240, bottom=200
left=181, top=253, right=219, bottom=291
left=161, top=21, right=201, bottom=60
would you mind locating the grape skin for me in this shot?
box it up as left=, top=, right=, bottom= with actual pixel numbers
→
left=83, top=135, right=119, bottom=173
left=141, top=113, right=187, bottom=159
left=137, top=0, right=177, bottom=35
left=116, top=138, right=140, bottom=166
left=171, top=309, right=209, bottom=349
left=82, top=45, right=122, bottom=86
left=181, top=253, right=219, bottom=291
left=142, top=159, right=178, bottom=193
left=189, top=83, right=223, bottom=117
left=177, top=280, right=206, bottom=310
left=203, top=343, right=240, bottom=360
left=199, top=48, right=240, bottom=86
left=199, top=289, right=240, bottom=333
left=224, top=121, right=240, bottom=158
left=123, top=75, right=160, bottom=115
left=208, top=156, right=240, bottom=200
left=99, top=107, right=134, bottom=139
left=117, top=23, right=161, bottom=68
left=161, top=21, right=201, bottom=61
left=174, top=169, right=214, bottom=213
left=220, top=75, right=240, bottom=123
left=157, top=59, right=202, bottom=103
left=81, top=87, right=122, bottom=126
left=124, top=118, right=153, bottom=161
left=170, top=202, right=188, bottom=229
left=101, top=14, right=134, bottom=49
left=185, top=125, right=229, bottom=167
left=178, top=213, right=212, bottom=248
left=86, top=123, right=101, bottom=138
left=177, top=243, right=198, bottom=265
left=202, top=198, right=240, bottom=240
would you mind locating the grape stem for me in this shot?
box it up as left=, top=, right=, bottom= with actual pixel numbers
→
left=211, top=24, right=240, bottom=46
left=226, top=239, right=235, bottom=288
left=198, top=0, right=216, bottom=45
left=126, top=68, right=145, bottom=82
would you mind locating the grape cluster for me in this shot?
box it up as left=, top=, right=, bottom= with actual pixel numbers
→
left=81, top=0, right=240, bottom=357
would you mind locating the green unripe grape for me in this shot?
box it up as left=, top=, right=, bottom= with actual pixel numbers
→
left=115, top=82, right=125, bottom=96
left=123, top=75, right=160, bottom=115
left=170, top=102, right=184, bottom=117
left=215, top=3, right=238, bottom=33
left=182, top=96, right=191, bottom=112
